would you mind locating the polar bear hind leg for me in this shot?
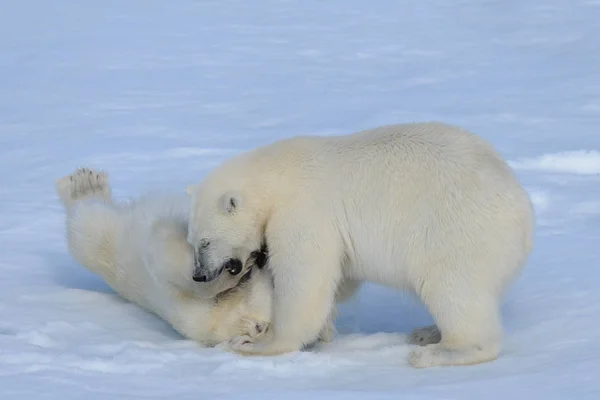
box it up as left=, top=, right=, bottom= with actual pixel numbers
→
left=409, top=273, right=503, bottom=368
left=56, top=167, right=120, bottom=288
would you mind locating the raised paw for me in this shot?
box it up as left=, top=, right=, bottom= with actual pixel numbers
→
left=56, top=167, right=111, bottom=207
left=69, top=167, right=110, bottom=200
left=408, top=324, right=441, bottom=346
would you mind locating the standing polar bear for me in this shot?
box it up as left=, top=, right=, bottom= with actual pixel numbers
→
left=55, top=167, right=274, bottom=346
left=186, top=122, right=535, bottom=368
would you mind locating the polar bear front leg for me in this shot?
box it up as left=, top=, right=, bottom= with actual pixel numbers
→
left=226, top=218, right=342, bottom=356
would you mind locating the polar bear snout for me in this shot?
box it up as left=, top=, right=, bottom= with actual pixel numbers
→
left=192, top=264, right=224, bottom=282
left=191, top=259, right=241, bottom=282
left=192, top=271, right=208, bottom=282
left=192, top=249, right=243, bottom=281
left=191, top=236, right=247, bottom=282
left=192, top=247, right=224, bottom=282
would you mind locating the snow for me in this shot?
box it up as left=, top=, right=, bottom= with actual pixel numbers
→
left=1, top=0, right=600, bottom=398
left=510, top=151, right=600, bottom=175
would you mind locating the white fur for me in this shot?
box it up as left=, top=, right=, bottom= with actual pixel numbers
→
left=55, top=167, right=274, bottom=347
left=186, top=122, right=535, bottom=367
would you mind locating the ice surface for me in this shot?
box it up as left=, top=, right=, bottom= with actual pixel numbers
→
left=1, top=0, right=600, bottom=398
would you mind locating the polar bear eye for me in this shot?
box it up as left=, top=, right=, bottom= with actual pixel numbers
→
left=200, top=239, right=210, bottom=249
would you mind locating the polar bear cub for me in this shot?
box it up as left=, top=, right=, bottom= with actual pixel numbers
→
left=55, top=167, right=273, bottom=346
left=185, top=122, right=535, bottom=368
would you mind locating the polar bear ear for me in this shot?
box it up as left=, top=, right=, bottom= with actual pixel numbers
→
left=219, top=191, right=243, bottom=215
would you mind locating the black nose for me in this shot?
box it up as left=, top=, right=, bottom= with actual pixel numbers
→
left=193, top=265, right=224, bottom=283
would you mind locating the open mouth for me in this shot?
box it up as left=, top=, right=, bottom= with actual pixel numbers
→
left=197, top=243, right=268, bottom=282
left=192, top=258, right=243, bottom=283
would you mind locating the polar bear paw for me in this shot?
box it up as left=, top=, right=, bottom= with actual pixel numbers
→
left=222, top=330, right=299, bottom=356
left=240, top=318, right=270, bottom=339
left=57, top=167, right=111, bottom=206
left=250, top=321, right=270, bottom=338
left=408, top=324, right=442, bottom=346
left=226, top=334, right=254, bottom=350
left=408, top=342, right=500, bottom=368
left=408, top=344, right=443, bottom=368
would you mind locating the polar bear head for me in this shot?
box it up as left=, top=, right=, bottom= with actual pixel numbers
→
left=147, top=217, right=254, bottom=299
left=185, top=169, right=266, bottom=283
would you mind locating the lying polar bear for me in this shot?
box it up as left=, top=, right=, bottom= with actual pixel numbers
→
left=55, top=167, right=275, bottom=346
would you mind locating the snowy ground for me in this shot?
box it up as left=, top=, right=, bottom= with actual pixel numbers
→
left=1, top=0, right=600, bottom=398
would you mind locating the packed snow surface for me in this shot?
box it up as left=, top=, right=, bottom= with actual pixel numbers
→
left=1, top=0, right=599, bottom=398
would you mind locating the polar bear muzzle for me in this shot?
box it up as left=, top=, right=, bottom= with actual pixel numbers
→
left=192, top=257, right=243, bottom=282
left=192, top=266, right=222, bottom=282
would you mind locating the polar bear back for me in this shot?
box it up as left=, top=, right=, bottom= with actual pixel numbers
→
left=206, top=122, right=534, bottom=291
left=324, top=123, right=534, bottom=289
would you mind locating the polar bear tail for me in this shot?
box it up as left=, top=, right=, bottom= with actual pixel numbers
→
left=56, top=168, right=120, bottom=288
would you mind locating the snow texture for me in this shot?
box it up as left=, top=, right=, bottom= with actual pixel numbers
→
left=1, top=0, right=600, bottom=398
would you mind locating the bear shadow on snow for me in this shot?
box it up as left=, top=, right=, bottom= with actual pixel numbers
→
left=333, top=283, right=522, bottom=338
left=336, top=283, right=434, bottom=336
left=45, top=248, right=522, bottom=345
left=45, top=242, right=429, bottom=339
left=43, top=249, right=189, bottom=341
left=42, top=249, right=116, bottom=294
